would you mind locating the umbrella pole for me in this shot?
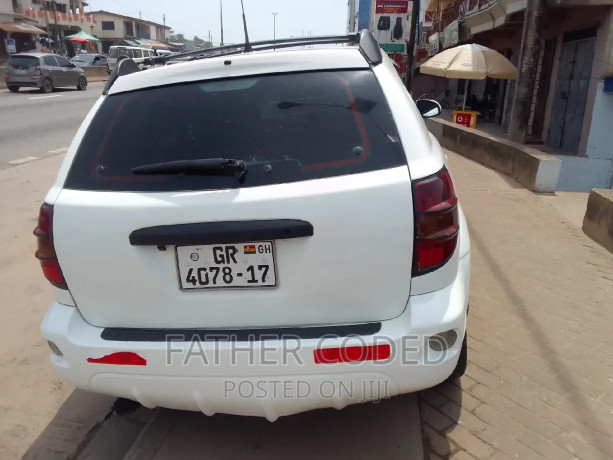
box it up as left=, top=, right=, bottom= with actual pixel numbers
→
left=462, top=80, right=468, bottom=110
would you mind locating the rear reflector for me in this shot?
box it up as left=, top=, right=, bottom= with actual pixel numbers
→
left=412, top=167, right=459, bottom=275
left=87, top=352, right=147, bottom=366
left=314, top=344, right=391, bottom=364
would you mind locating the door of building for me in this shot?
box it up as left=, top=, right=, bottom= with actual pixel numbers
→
left=547, top=28, right=596, bottom=154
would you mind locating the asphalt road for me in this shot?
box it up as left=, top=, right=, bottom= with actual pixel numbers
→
left=0, top=83, right=103, bottom=169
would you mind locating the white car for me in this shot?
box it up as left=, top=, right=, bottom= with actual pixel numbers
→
left=37, top=31, right=470, bottom=421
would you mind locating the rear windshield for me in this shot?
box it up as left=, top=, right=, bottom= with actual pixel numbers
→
left=109, top=48, right=119, bottom=58
left=9, top=56, right=39, bottom=67
left=65, top=70, right=406, bottom=192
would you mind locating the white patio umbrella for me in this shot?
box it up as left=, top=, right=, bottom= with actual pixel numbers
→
left=420, top=43, right=518, bottom=110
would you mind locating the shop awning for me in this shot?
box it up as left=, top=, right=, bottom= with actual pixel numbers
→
left=0, top=22, right=48, bottom=34
left=134, top=38, right=171, bottom=48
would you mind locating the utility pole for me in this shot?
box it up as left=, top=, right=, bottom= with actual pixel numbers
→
left=219, top=0, right=224, bottom=46
left=163, top=14, right=167, bottom=42
left=405, top=0, right=420, bottom=91
left=51, top=1, right=61, bottom=53
left=272, top=13, right=278, bottom=42
left=507, top=0, right=547, bottom=144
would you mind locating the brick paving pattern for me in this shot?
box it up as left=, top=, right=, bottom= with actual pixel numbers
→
left=419, top=150, right=613, bottom=459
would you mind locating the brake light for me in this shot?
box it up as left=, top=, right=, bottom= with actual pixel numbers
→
left=412, top=167, right=459, bottom=275
left=34, top=66, right=41, bottom=76
left=34, top=204, right=68, bottom=289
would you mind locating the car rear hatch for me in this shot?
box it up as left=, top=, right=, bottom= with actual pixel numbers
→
left=52, top=69, right=415, bottom=329
left=7, top=55, right=39, bottom=78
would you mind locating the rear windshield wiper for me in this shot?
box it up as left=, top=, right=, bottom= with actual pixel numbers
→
left=131, top=158, right=247, bottom=182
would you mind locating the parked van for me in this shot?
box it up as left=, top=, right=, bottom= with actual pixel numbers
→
left=108, top=46, right=156, bottom=73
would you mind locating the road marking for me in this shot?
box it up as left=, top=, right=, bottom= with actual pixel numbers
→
left=29, top=94, right=63, bottom=100
left=9, top=156, right=39, bottom=165
left=48, top=147, right=68, bottom=154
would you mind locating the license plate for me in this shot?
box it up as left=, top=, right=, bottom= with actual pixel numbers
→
left=176, top=242, right=277, bottom=290
left=15, top=69, right=26, bottom=74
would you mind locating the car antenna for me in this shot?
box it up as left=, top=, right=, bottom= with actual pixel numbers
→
left=240, top=0, right=252, bottom=52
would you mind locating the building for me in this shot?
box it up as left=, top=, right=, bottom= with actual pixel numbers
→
left=88, top=10, right=171, bottom=54
left=1, top=0, right=102, bottom=58
left=346, top=0, right=417, bottom=76
left=419, top=0, right=613, bottom=191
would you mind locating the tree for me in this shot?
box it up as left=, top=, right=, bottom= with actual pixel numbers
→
left=169, top=32, right=187, bottom=43
left=507, top=0, right=547, bottom=144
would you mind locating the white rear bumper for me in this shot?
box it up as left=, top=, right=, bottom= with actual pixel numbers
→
left=41, top=255, right=469, bottom=421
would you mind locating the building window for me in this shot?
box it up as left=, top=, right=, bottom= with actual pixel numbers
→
left=124, top=21, right=134, bottom=37
left=101, top=21, right=115, bottom=31
left=44, top=1, right=67, bottom=13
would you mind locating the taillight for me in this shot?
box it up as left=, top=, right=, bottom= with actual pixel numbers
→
left=34, top=204, right=68, bottom=289
left=34, top=66, right=41, bottom=76
left=412, top=167, right=459, bottom=275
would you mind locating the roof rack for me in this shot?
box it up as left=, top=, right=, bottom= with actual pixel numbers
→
left=149, top=30, right=382, bottom=67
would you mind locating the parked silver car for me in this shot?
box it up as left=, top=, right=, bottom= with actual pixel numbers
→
left=5, top=53, right=88, bottom=93
left=70, top=53, right=108, bottom=68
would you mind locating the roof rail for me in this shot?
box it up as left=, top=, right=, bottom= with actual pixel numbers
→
left=103, top=30, right=384, bottom=94
left=102, top=57, right=141, bottom=95
left=148, top=30, right=382, bottom=67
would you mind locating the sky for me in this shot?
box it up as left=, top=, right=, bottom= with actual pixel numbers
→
left=88, top=0, right=349, bottom=45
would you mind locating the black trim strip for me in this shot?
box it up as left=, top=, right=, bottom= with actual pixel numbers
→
left=101, top=322, right=382, bottom=342
left=129, top=219, right=313, bottom=246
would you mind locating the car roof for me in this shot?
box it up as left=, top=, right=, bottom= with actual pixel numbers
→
left=10, top=53, right=49, bottom=58
left=108, top=47, right=370, bottom=95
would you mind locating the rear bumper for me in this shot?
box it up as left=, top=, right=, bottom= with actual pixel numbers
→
left=41, top=254, right=470, bottom=420
left=5, top=75, right=41, bottom=87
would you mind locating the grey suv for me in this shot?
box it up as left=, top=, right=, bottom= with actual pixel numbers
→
left=5, top=53, right=88, bottom=93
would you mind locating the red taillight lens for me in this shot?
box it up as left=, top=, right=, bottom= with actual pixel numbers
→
left=413, top=168, right=459, bottom=275
left=34, top=204, right=68, bottom=289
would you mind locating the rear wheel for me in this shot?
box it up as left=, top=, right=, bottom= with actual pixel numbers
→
left=77, top=76, right=87, bottom=91
left=447, top=333, right=468, bottom=381
left=40, top=78, right=53, bottom=93
left=7, top=86, right=20, bottom=93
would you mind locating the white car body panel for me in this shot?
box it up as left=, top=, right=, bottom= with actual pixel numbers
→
left=108, top=48, right=370, bottom=96
left=53, top=167, right=415, bottom=328
left=41, top=254, right=469, bottom=421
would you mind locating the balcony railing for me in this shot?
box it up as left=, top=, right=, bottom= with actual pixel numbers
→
left=466, top=0, right=499, bottom=16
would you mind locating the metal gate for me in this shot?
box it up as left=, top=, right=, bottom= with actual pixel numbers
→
left=547, top=28, right=596, bottom=154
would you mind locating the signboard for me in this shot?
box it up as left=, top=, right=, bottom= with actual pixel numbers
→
left=428, top=32, right=439, bottom=56
left=374, top=1, right=409, bottom=53
left=5, top=39, right=16, bottom=53
left=453, top=111, right=477, bottom=128
left=443, top=20, right=459, bottom=48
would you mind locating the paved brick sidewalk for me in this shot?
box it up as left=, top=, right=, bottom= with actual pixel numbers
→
left=419, top=150, right=613, bottom=460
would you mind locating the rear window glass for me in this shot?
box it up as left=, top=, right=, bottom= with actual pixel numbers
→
left=109, top=48, right=119, bottom=58
left=9, top=56, right=39, bottom=67
left=65, top=70, right=406, bottom=192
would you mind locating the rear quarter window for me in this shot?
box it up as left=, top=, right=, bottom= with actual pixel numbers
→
left=109, top=48, right=119, bottom=58
left=65, top=70, right=406, bottom=192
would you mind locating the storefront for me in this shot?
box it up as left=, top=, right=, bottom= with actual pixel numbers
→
left=0, top=22, right=48, bottom=59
